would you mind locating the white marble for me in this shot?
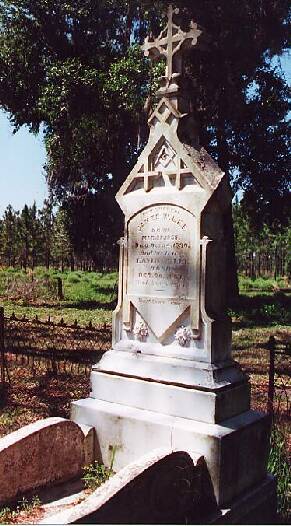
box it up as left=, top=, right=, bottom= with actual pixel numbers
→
left=71, top=7, right=274, bottom=522
left=90, top=371, right=250, bottom=424
left=71, top=399, right=271, bottom=508
left=93, top=349, right=247, bottom=389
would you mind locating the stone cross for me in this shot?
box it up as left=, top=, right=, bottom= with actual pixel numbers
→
left=142, top=4, right=202, bottom=88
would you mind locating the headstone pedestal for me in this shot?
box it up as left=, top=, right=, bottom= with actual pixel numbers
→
left=72, top=6, right=276, bottom=522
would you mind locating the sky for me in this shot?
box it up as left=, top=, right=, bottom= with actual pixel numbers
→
left=0, top=112, right=47, bottom=216
left=0, top=53, right=289, bottom=217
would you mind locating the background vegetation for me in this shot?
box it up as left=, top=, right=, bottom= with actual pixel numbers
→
left=1, top=201, right=290, bottom=278
left=0, top=0, right=289, bottom=263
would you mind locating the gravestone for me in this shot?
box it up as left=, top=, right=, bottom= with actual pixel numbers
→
left=72, top=5, right=276, bottom=521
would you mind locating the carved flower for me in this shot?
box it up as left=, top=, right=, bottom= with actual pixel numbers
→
left=175, top=326, right=192, bottom=347
left=117, top=237, right=127, bottom=249
left=133, top=320, right=149, bottom=341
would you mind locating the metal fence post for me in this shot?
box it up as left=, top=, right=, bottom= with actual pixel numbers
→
left=267, top=335, right=276, bottom=416
left=0, top=306, right=5, bottom=388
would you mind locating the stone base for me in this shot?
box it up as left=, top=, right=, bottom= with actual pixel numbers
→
left=71, top=398, right=271, bottom=508
left=215, top=475, right=277, bottom=525
left=96, top=350, right=247, bottom=389
left=90, top=370, right=250, bottom=424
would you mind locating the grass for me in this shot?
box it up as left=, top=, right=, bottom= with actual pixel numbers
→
left=1, top=268, right=289, bottom=327
left=0, top=267, right=118, bottom=325
left=82, top=459, right=114, bottom=491
left=239, top=275, right=289, bottom=294
left=229, top=292, right=290, bottom=327
left=268, top=427, right=291, bottom=523
left=0, top=496, right=41, bottom=524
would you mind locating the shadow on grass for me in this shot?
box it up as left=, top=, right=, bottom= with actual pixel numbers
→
left=93, top=285, right=117, bottom=295
left=64, top=299, right=117, bottom=311
left=229, top=292, right=291, bottom=328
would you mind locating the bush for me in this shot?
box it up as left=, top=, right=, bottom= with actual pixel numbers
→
left=0, top=495, right=41, bottom=524
left=268, top=426, right=290, bottom=522
left=82, top=461, right=113, bottom=491
left=82, top=447, right=116, bottom=492
left=67, top=274, right=81, bottom=284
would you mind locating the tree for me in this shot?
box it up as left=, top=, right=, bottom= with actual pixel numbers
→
left=18, top=203, right=42, bottom=270
left=51, top=208, right=73, bottom=271
left=0, top=205, right=20, bottom=267
left=63, top=192, right=123, bottom=270
left=0, top=1, right=162, bottom=264
left=38, top=198, right=55, bottom=269
left=0, top=1, right=289, bottom=206
left=0, top=1, right=289, bottom=288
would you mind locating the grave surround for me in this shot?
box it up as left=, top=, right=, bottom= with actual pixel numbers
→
left=72, top=5, right=276, bottom=521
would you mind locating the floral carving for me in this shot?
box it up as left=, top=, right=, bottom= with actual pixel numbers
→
left=133, top=320, right=149, bottom=341
left=175, top=326, right=192, bottom=346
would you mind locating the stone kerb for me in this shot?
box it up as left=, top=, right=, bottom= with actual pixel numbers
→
left=0, top=417, right=88, bottom=505
left=40, top=448, right=217, bottom=525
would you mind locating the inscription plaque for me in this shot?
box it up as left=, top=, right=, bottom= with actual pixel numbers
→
left=127, top=204, right=199, bottom=340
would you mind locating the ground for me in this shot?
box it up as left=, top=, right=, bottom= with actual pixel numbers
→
left=0, top=268, right=290, bottom=522
left=0, top=267, right=117, bottom=325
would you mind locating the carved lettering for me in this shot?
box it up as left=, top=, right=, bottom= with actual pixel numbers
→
left=128, top=205, right=194, bottom=299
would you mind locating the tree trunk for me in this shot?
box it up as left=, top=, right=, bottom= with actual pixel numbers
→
left=217, top=99, right=239, bottom=304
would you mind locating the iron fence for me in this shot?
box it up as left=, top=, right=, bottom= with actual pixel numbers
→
left=0, top=310, right=290, bottom=408
left=0, top=312, right=112, bottom=379
left=267, top=335, right=291, bottom=420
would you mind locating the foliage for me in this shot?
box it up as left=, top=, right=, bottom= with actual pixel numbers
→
left=0, top=0, right=289, bottom=249
left=239, top=276, right=288, bottom=293
left=38, top=199, right=54, bottom=269
left=0, top=202, right=118, bottom=270
left=228, top=292, right=291, bottom=326
left=82, top=454, right=115, bottom=491
left=1, top=198, right=290, bottom=279
left=0, top=268, right=117, bottom=324
left=268, top=426, right=290, bottom=522
left=0, top=205, right=20, bottom=267
left=0, top=495, right=41, bottom=524
left=51, top=209, right=73, bottom=271
left=233, top=201, right=291, bottom=279
left=174, top=0, right=290, bottom=226
left=0, top=274, right=289, bottom=522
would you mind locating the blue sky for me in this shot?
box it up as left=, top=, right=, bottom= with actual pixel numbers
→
left=0, top=52, right=289, bottom=217
left=0, top=111, right=47, bottom=216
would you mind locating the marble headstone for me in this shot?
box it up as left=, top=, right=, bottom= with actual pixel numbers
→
left=72, top=6, right=276, bottom=521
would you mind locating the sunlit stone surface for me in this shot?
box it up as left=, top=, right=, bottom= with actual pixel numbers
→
left=72, top=5, right=276, bottom=522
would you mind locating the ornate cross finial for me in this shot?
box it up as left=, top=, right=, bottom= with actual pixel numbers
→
left=142, top=4, right=202, bottom=92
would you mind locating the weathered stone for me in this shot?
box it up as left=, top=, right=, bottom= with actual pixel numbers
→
left=71, top=5, right=275, bottom=523
left=72, top=400, right=271, bottom=508
left=0, top=417, right=90, bottom=505
left=89, top=370, right=250, bottom=424
left=77, top=423, right=95, bottom=466
left=40, top=451, right=276, bottom=525
left=40, top=449, right=218, bottom=525
left=215, top=476, right=277, bottom=525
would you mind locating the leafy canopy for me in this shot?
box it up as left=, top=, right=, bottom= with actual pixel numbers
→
left=0, top=0, right=290, bottom=232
